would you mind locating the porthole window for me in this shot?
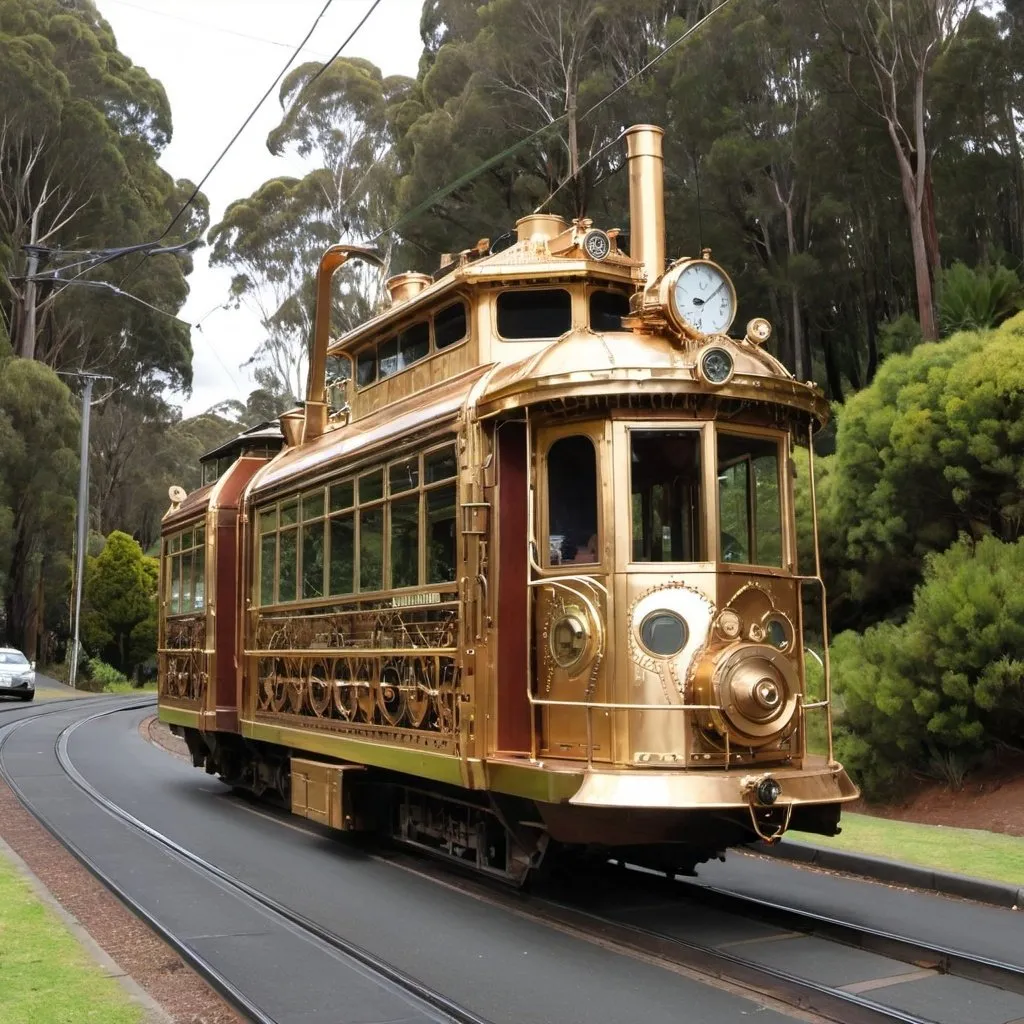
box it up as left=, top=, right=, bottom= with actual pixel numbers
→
left=497, top=289, right=572, bottom=340
left=639, top=611, right=688, bottom=658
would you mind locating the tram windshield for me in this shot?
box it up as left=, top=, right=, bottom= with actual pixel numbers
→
left=716, top=432, right=783, bottom=566
left=629, top=430, right=703, bottom=562
left=547, top=435, right=599, bottom=566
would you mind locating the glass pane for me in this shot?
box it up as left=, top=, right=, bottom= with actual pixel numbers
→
left=398, top=322, right=430, bottom=368
left=390, top=494, right=420, bottom=589
left=357, top=349, right=376, bottom=387
left=279, top=529, right=298, bottom=602
left=426, top=484, right=457, bottom=584
left=193, top=552, right=205, bottom=611
left=326, top=353, right=351, bottom=383
left=589, top=289, right=631, bottom=331
left=169, top=532, right=181, bottom=554
left=194, top=527, right=205, bottom=551
left=497, top=289, right=572, bottom=339
left=717, top=434, right=782, bottom=566
left=389, top=457, right=419, bottom=494
left=260, top=534, right=276, bottom=605
left=379, top=336, right=400, bottom=379
left=302, top=520, right=325, bottom=599
left=280, top=499, right=298, bottom=526
left=217, top=456, right=233, bottom=477
left=547, top=436, right=598, bottom=566
left=424, top=445, right=457, bottom=483
left=169, top=556, right=182, bottom=614
left=180, top=549, right=193, bottom=612
left=203, top=462, right=218, bottom=485
left=434, top=302, right=467, bottom=350
left=259, top=508, right=277, bottom=534
left=301, top=490, right=324, bottom=521
left=330, top=480, right=354, bottom=511
left=329, top=514, right=354, bottom=596
left=358, top=469, right=383, bottom=504
left=630, top=431, right=703, bottom=562
left=359, top=507, right=384, bottom=592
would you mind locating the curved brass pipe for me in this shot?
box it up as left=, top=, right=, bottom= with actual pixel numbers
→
left=302, top=243, right=385, bottom=443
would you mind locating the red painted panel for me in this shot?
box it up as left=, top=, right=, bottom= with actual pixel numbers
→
left=496, top=422, right=532, bottom=753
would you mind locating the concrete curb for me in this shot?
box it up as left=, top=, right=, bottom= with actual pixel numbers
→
left=0, top=835, right=173, bottom=1024
left=754, top=838, right=1023, bottom=910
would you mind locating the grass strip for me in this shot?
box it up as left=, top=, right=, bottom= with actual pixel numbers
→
left=790, top=812, right=1024, bottom=889
left=0, top=852, right=143, bottom=1024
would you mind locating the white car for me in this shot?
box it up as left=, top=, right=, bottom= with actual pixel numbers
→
left=0, top=649, right=35, bottom=701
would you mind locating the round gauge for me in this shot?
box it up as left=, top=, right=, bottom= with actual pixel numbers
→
left=670, top=260, right=736, bottom=337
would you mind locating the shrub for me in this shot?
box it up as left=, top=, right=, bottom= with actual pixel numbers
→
left=938, top=261, right=1022, bottom=335
left=832, top=535, right=1024, bottom=800
left=80, top=658, right=130, bottom=693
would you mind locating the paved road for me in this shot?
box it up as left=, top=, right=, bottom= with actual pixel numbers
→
left=3, top=700, right=803, bottom=1024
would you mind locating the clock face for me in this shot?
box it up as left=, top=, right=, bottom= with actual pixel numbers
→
left=671, top=261, right=735, bottom=336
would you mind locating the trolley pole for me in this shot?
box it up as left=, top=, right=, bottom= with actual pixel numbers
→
left=65, top=373, right=111, bottom=689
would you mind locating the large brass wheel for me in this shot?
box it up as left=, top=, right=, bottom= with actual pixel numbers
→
left=331, top=659, right=359, bottom=720
left=377, top=662, right=408, bottom=726
left=406, top=658, right=432, bottom=729
left=307, top=659, right=332, bottom=717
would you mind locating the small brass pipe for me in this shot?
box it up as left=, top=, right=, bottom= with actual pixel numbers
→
left=625, top=125, right=666, bottom=287
left=303, top=244, right=384, bottom=444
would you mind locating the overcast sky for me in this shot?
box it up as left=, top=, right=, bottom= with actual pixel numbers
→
left=93, top=0, right=424, bottom=416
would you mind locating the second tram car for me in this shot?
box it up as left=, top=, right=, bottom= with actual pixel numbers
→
left=159, top=125, right=858, bottom=881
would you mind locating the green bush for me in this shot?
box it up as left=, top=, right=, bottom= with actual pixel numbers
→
left=832, top=535, right=1024, bottom=800
left=79, top=658, right=129, bottom=693
left=938, top=261, right=1022, bottom=335
left=819, top=312, right=1024, bottom=630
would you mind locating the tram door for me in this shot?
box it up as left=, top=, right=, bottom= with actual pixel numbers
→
left=533, top=424, right=612, bottom=762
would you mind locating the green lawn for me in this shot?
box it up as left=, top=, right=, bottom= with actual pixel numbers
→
left=790, top=812, right=1024, bottom=888
left=0, top=854, right=144, bottom=1024
left=99, top=681, right=157, bottom=695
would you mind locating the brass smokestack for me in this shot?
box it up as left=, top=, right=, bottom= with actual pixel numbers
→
left=625, top=125, right=666, bottom=286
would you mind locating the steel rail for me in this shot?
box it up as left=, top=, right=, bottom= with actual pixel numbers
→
left=50, top=702, right=494, bottom=1024
left=676, top=874, right=1024, bottom=998
left=0, top=698, right=278, bottom=1024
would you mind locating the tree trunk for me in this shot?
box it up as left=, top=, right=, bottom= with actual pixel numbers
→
left=15, top=242, right=39, bottom=360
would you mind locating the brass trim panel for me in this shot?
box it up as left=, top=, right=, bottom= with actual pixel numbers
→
left=159, top=705, right=203, bottom=730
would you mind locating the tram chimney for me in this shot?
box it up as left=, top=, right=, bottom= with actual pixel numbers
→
left=625, top=125, right=666, bottom=286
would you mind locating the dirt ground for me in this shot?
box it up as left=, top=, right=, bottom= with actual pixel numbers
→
left=853, top=755, right=1024, bottom=837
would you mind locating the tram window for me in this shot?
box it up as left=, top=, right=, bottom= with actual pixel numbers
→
left=193, top=552, right=205, bottom=611
left=279, top=528, right=298, bottom=602
left=389, top=457, right=419, bottom=494
left=425, top=444, right=457, bottom=483
left=302, top=521, right=325, bottom=599
left=329, top=514, right=355, bottom=595
left=390, top=494, right=420, bottom=588
left=330, top=480, right=354, bottom=512
left=434, top=302, right=467, bottom=350
left=546, top=435, right=598, bottom=566
left=630, top=431, right=703, bottom=562
left=589, top=290, right=631, bottom=331
left=301, top=489, right=324, bottom=521
left=259, top=533, right=276, bottom=606
left=357, top=349, right=377, bottom=387
left=326, top=353, right=351, bottom=384
left=359, top=507, right=384, bottom=591
left=202, top=462, right=218, bottom=486
left=717, top=433, right=782, bottom=566
left=426, top=484, right=457, bottom=584
left=497, top=289, right=572, bottom=339
left=379, top=336, right=400, bottom=379
left=280, top=499, right=298, bottom=527
left=358, top=469, right=384, bottom=504
left=165, top=526, right=206, bottom=615
left=398, top=322, right=430, bottom=368
left=169, top=560, right=182, bottom=615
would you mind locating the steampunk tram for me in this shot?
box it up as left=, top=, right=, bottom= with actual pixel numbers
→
left=159, top=125, right=857, bottom=881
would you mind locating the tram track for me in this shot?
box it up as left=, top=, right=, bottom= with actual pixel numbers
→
left=5, top=699, right=1023, bottom=1024
left=1, top=699, right=493, bottom=1024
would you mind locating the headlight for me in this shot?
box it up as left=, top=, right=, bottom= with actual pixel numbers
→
left=762, top=614, right=793, bottom=652
left=550, top=613, right=589, bottom=670
left=639, top=611, right=688, bottom=658
left=716, top=609, right=741, bottom=640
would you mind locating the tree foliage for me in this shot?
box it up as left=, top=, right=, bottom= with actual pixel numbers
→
left=834, top=535, right=1024, bottom=799
left=819, top=312, right=1024, bottom=630
left=81, top=530, right=158, bottom=676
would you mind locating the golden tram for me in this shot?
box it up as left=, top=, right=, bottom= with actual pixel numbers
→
left=158, top=125, right=857, bottom=881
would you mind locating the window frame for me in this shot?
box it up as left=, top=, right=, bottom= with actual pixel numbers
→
left=538, top=422, right=606, bottom=574
left=164, top=523, right=206, bottom=618
left=252, top=439, right=461, bottom=607
left=714, top=426, right=791, bottom=571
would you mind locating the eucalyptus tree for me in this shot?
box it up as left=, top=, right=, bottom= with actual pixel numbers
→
left=210, top=58, right=413, bottom=401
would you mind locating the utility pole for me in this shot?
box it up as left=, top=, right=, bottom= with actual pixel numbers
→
left=63, top=372, right=112, bottom=689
